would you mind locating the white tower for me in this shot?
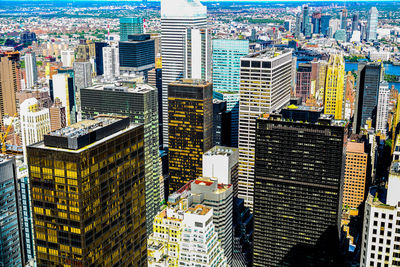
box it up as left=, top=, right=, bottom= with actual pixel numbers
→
left=25, top=52, right=37, bottom=89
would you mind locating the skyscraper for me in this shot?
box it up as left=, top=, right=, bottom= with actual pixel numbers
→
left=340, top=8, right=348, bottom=30
left=20, top=98, right=51, bottom=163
left=321, top=15, right=332, bottom=37
left=73, top=61, right=92, bottom=121
left=360, top=162, right=400, bottom=267
left=352, top=13, right=360, bottom=33
left=161, top=0, right=207, bottom=145
left=238, top=48, right=292, bottom=208
left=25, top=52, right=38, bottom=89
left=94, top=42, right=108, bottom=76
left=212, top=99, right=231, bottom=147
left=119, top=34, right=155, bottom=75
left=184, top=28, right=211, bottom=81
left=343, top=138, right=368, bottom=209
left=103, top=44, right=120, bottom=81
left=212, top=39, right=249, bottom=147
left=354, top=63, right=382, bottom=133
left=80, top=82, right=160, bottom=234
left=311, top=12, right=322, bottom=34
left=27, top=115, right=147, bottom=266
left=52, top=73, right=75, bottom=125
left=253, top=109, right=347, bottom=266
left=119, top=17, right=144, bottom=42
left=324, top=54, right=345, bottom=120
left=376, top=82, right=390, bottom=134
left=302, top=5, right=311, bottom=38
left=0, top=52, right=20, bottom=128
left=61, top=50, right=74, bottom=68
left=0, top=156, right=24, bottom=267
left=367, top=7, right=379, bottom=41
left=168, top=79, right=212, bottom=193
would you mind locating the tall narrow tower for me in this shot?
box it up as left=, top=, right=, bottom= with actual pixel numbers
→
left=367, top=7, right=378, bottom=41
left=160, top=0, right=207, bottom=146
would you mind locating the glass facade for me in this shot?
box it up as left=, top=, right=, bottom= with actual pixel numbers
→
left=212, top=39, right=248, bottom=147
left=0, top=157, right=23, bottom=267
left=119, top=35, right=155, bottom=72
left=80, top=85, right=160, bottom=235
left=253, top=112, right=347, bottom=266
left=168, top=80, right=213, bottom=193
left=119, top=17, right=144, bottom=42
left=27, top=124, right=147, bottom=266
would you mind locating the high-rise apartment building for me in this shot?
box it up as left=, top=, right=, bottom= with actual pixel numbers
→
left=80, top=82, right=160, bottom=234
left=324, top=54, right=345, bottom=120
left=184, top=28, right=211, bottom=81
left=212, top=39, right=249, bottom=147
left=168, top=79, right=212, bottom=193
left=295, top=13, right=302, bottom=38
left=367, top=7, right=379, bottom=42
left=376, top=82, right=390, bottom=135
left=20, top=98, right=51, bottom=163
left=147, top=188, right=228, bottom=267
left=191, top=178, right=233, bottom=266
left=238, top=48, right=292, bottom=208
left=0, top=52, right=20, bottom=128
left=0, top=156, right=24, bottom=267
left=160, top=0, right=207, bottom=145
left=25, top=52, right=37, bottom=89
left=119, top=17, right=144, bottom=42
left=49, top=98, right=66, bottom=131
left=253, top=109, right=347, bottom=266
left=27, top=115, right=147, bottom=266
left=360, top=162, right=400, bottom=267
left=119, top=34, right=155, bottom=74
left=203, top=146, right=239, bottom=196
left=343, top=138, right=368, bottom=209
left=354, top=63, right=382, bottom=133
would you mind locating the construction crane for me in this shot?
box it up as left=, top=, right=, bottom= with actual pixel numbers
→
left=0, top=113, right=17, bottom=154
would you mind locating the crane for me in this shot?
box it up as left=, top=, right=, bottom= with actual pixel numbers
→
left=0, top=113, right=17, bottom=154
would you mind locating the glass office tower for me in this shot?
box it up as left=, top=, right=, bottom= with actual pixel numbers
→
left=119, top=17, right=144, bottom=42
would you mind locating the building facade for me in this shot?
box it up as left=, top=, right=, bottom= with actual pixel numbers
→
left=376, top=82, right=390, bottom=135
left=80, top=82, right=160, bottom=234
left=168, top=79, right=212, bottom=193
left=27, top=116, right=147, bottom=266
left=367, top=7, right=379, bottom=42
left=184, top=28, right=211, bottom=81
left=49, top=98, right=66, bottom=132
left=343, top=139, right=368, bottom=209
left=253, top=110, right=347, bottom=266
left=25, top=52, right=38, bottom=89
left=296, top=63, right=312, bottom=102
left=324, top=54, right=345, bottom=120
left=160, top=0, right=207, bottom=145
left=238, top=49, right=292, bottom=208
left=119, top=34, right=155, bottom=74
left=212, top=39, right=249, bottom=147
left=103, top=44, right=120, bottom=81
left=120, top=17, right=144, bottom=42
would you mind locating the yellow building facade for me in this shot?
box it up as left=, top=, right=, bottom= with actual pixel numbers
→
left=324, top=54, right=345, bottom=120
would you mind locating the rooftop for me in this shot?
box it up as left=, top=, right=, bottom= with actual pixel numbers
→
left=204, top=146, right=238, bottom=157
left=187, top=204, right=210, bottom=216
left=391, top=161, right=400, bottom=174
left=170, top=79, right=211, bottom=87
left=243, top=48, right=292, bottom=60
left=347, top=142, right=366, bottom=154
left=84, top=82, right=155, bottom=94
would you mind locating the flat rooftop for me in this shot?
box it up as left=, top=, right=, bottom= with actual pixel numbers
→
left=187, top=204, right=210, bottom=216
left=170, top=79, right=211, bottom=87
left=84, top=82, right=154, bottom=94
left=243, top=48, right=292, bottom=60
left=347, top=142, right=366, bottom=154
left=204, top=146, right=237, bottom=157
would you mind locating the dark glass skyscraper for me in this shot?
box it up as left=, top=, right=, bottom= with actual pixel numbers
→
left=119, top=34, right=155, bottom=73
left=213, top=99, right=231, bottom=147
left=253, top=109, right=347, bottom=267
left=354, top=63, right=382, bottom=133
left=168, top=79, right=212, bottom=193
left=321, top=15, right=331, bottom=37
left=94, top=42, right=108, bottom=76
left=27, top=115, right=147, bottom=266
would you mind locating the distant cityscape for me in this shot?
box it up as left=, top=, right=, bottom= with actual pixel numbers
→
left=1, top=0, right=400, bottom=267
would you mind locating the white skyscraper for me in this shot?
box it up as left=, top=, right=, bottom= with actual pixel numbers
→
left=61, top=50, right=75, bottom=68
left=160, top=0, right=207, bottom=145
left=25, top=52, right=37, bottom=89
left=376, top=82, right=390, bottom=135
left=184, top=27, right=211, bottom=81
left=103, top=44, right=120, bottom=81
left=360, top=162, right=400, bottom=267
left=20, top=98, right=51, bottom=162
left=238, top=48, right=292, bottom=208
left=367, top=7, right=378, bottom=41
